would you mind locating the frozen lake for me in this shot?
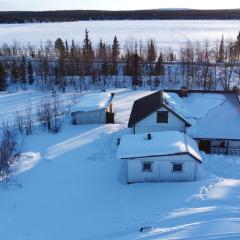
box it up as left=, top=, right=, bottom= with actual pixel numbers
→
left=0, top=20, right=239, bottom=49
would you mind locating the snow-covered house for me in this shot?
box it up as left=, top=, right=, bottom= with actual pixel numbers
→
left=117, top=131, right=202, bottom=183
left=128, top=90, right=240, bottom=155
left=128, top=91, right=191, bottom=134
left=71, top=92, right=114, bottom=124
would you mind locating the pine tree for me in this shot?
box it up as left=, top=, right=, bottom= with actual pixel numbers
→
left=147, top=39, right=157, bottom=62
left=0, top=61, right=7, bottom=91
left=236, top=31, right=240, bottom=60
left=83, top=29, right=94, bottom=75
left=111, top=36, right=120, bottom=75
left=19, top=57, right=27, bottom=86
left=147, top=39, right=157, bottom=89
left=10, top=59, right=19, bottom=83
left=27, top=61, right=34, bottom=84
left=218, top=35, right=225, bottom=63
left=55, top=38, right=65, bottom=55
left=155, top=53, right=164, bottom=76
left=131, top=48, right=141, bottom=90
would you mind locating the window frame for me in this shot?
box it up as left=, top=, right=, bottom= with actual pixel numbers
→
left=157, top=111, right=169, bottom=123
left=172, top=163, right=183, bottom=173
left=142, top=162, right=153, bottom=172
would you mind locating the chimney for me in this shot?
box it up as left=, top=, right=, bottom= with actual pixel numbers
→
left=147, top=133, right=152, bottom=140
left=180, top=87, right=189, bottom=97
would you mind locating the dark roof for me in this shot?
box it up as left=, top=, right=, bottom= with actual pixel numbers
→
left=128, top=91, right=191, bottom=128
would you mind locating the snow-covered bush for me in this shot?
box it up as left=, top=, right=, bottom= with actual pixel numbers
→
left=0, top=123, right=22, bottom=182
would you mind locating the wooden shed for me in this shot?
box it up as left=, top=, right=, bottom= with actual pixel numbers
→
left=71, top=92, right=115, bottom=124
left=117, top=131, right=202, bottom=183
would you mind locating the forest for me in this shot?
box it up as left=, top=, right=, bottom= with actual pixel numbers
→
left=0, top=30, right=240, bottom=93
left=0, top=9, right=240, bottom=23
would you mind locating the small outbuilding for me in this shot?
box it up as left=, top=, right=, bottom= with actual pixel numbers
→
left=71, top=92, right=115, bottom=124
left=117, top=131, right=202, bottom=183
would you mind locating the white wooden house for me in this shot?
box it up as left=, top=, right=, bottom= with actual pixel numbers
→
left=117, top=131, right=202, bottom=183
left=71, top=92, right=114, bottom=124
left=128, top=91, right=191, bottom=134
left=128, top=90, right=240, bottom=155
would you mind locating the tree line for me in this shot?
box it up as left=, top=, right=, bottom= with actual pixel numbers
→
left=0, top=30, right=240, bottom=92
left=1, top=9, right=240, bottom=23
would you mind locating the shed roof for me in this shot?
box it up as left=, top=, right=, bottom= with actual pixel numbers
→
left=71, top=92, right=113, bottom=113
left=117, top=131, right=202, bottom=163
left=128, top=91, right=191, bottom=128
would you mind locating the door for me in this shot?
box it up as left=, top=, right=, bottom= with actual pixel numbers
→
left=199, top=140, right=211, bottom=154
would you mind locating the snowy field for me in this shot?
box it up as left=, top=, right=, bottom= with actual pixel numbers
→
left=0, top=89, right=240, bottom=239
left=0, top=20, right=240, bottom=49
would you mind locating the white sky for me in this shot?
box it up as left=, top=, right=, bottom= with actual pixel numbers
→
left=0, top=0, right=239, bottom=11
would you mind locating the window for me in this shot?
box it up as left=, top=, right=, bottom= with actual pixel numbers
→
left=157, top=111, right=168, bottom=123
left=142, top=162, right=153, bottom=172
left=172, top=163, right=183, bottom=172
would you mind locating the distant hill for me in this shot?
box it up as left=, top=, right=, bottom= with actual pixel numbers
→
left=0, top=9, right=240, bottom=23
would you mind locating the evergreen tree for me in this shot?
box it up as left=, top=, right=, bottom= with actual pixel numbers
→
left=218, top=35, right=225, bottom=62
left=27, top=61, right=34, bottom=84
left=155, top=53, right=164, bottom=76
left=147, top=39, right=157, bottom=62
left=0, top=61, right=7, bottom=91
left=55, top=38, right=65, bottom=55
left=82, top=29, right=94, bottom=75
left=131, top=48, right=141, bottom=90
left=10, top=59, right=19, bottom=83
left=236, top=31, right=240, bottom=60
left=124, top=50, right=132, bottom=76
left=111, top=36, right=120, bottom=75
left=147, top=39, right=157, bottom=89
left=19, top=57, right=27, bottom=86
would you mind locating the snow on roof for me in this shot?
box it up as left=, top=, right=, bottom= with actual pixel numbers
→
left=164, top=92, right=240, bottom=140
left=71, top=92, right=112, bottom=113
left=117, top=131, right=202, bottom=162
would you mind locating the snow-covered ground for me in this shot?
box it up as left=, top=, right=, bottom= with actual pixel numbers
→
left=0, top=89, right=240, bottom=240
left=0, top=20, right=240, bottom=49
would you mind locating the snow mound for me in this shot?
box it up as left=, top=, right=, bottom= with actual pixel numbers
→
left=11, top=152, right=41, bottom=175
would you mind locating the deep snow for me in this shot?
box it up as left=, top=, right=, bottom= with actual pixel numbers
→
left=0, top=89, right=240, bottom=240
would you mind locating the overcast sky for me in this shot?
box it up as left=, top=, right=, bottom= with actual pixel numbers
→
left=0, top=0, right=239, bottom=11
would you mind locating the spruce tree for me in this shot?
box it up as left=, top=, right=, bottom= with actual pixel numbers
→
left=131, top=48, right=141, bottom=90
left=10, top=59, right=19, bottom=83
left=19, top=57, right=27, bottom=86
left=111, top=36, right=120, bottom=74
left=27, top=61, right=34, bottom=84
left=55, top=38, right=65, bottom=55
left=155, top=53, right=164, bottom=76
left=83, top=29, right=94, bottom=75
left=218, top=35, right=225, bottom=62
left=0, top=61, right=7, bottom=91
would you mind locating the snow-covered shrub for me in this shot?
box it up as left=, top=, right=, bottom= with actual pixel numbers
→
left=0, top=123, right=22, bottom=182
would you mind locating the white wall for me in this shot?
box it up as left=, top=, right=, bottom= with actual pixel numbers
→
left=127, top=154, right=198, bottom=183
left=72, top=109, right=106, bottom=124
left=133, top=106, right=186, bottom=134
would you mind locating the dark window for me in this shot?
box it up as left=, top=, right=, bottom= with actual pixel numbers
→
left=142, top=162, right=152, bottom=172
left=172, top=163, right=183, bottom=172
left=157, top=111, right=168, bottom=123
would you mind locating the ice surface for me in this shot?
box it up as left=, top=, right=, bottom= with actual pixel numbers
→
left=0, top=20, right=240, bottom=49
